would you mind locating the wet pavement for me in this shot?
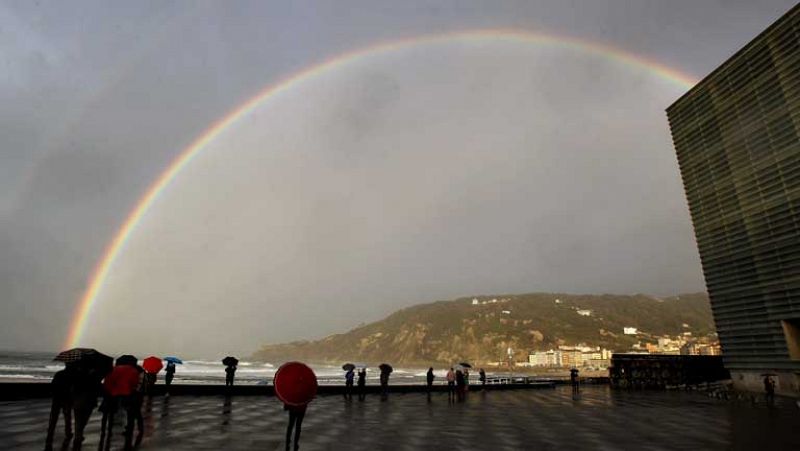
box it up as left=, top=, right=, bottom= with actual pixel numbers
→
left=2, top=386, right=798, bottom=450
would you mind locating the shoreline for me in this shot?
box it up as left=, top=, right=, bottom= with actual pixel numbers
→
left=0, top=379, right=612, bottom=401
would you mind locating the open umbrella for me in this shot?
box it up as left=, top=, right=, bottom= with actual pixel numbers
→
left=273, top=362, right=318, bottom=407
left=379, top=363, right=393, bottom=374
left=54, top=348, right=97, bottom=363
left=54, top=348, right=113, bottom=377
left=143, top=356, right=164, bottom=374
left=116, top=355, right=138, bottom=366
left=342, top=363, right=356, bottom=372
left=164, top=356, right=183, bottom=364
left=222, top=356, right=239, bottom=367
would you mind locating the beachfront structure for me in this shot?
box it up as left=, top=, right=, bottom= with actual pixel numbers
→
left=667, top=5, right=800, bottom=394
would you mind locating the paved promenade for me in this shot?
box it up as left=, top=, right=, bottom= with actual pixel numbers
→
left=2, top=386, right=798, bottom=450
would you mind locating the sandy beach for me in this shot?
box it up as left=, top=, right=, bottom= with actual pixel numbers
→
left=2, top=386, right=798, bottom=450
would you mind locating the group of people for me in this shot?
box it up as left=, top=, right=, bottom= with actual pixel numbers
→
left=434, top=367, right=487, bottom=401
left=342, top=367, right=378, bottom=401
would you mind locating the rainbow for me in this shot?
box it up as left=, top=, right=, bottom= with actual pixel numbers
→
left=64, top=29, right=697, bottom=348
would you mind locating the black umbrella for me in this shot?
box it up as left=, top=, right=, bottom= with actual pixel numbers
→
left=54, top=348, right=113, bottom=377
left=342, top=363, right=356, bottom=372
left=222, top=356, right=239, bottom=366
left=54, top=348, right=96, bottom=363
left=459, top=362, right=473, bottom=368
left=379, top=363, right=393, bottom=374
left=116, top=354, right=138, bottom=366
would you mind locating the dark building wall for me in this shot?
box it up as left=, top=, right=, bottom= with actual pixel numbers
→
left=666, top=5, right=800, bottom=392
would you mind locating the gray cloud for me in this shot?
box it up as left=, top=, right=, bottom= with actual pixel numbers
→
left=1, top=0, right=795, bottom=356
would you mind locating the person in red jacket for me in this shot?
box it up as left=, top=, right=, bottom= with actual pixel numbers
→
left=98, top=364, right=139, bottom=450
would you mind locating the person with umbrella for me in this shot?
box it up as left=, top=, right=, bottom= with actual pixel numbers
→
left=379, top=363, right=392, bottom=399
left=116, top=355, right=146, bottom=447
left=357, top=367, right=367, bottom=401
left=47, top=348, right=111, bottom=451
left=342, top=363, right=356, bottom=400
left=479, top=368, right=487, bottom=389
left=273, top=362, right=317, bottom=451
left=142, top=356, right=163, bottom=396
left=163, top=356, right=182, bottom=393
left=455, top=367, right=466, bottom=401
left=44, top=363, right=76, bottom=450
left=223, top=356, right=239, bottom=387
left=98, top=359, right=140, bottom=450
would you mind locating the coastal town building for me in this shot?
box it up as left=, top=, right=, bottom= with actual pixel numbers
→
left=667, top=5, right=800, bottom=394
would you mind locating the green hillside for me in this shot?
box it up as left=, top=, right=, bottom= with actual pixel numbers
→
left=252, top=292, right=714, bottom=366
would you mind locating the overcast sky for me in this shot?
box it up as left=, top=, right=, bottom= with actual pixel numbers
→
left=1, top=0, right=796, bottom=357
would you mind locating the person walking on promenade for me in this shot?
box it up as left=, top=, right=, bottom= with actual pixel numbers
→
left=98, top=363, right=138, bottom=451
left=164, top=361, right=176, bottom=393
left=570, top=368, right=580, bottom=390
left=464, top=368, right=470, bottom=392
left=284, top=403, right=306, bottom=451
left=225, top=364, right=237, bottom=387
left=426, top=367, right=435, bottom=394
left=764, top=375, right=775, bottom=405
left=123, top=365, right=146, bottom=449
left=70, top=365, right=102, bottom=451
left=446, top=367, right=456, bottom=402
left=44, top=365, right=75, bottom=450
left=357, top=368, right=367, bottom=401
left=344, top=368, right=355, bottom=400
left=479, top=368, right=487, bottom=389
left=455, top=368, right=465, bottom=402
left=379, top=367, right=391, bottom=399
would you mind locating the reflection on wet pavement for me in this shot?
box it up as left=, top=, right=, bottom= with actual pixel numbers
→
left=3, top=386, right=798, bottom=449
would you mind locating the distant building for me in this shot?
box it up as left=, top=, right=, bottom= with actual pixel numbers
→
left=576, top=309, right=592, bottom=317
left=667, top=5, right=800, bottom=394
left=472, top=299, right=479, bottom=305
left=623, top=327, right=638, bottom=335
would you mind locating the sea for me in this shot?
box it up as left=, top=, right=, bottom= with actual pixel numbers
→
left=0, top=351, right=448, bottom=385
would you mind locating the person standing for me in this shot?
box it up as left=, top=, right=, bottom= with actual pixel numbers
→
left=570, top=368, right=580, bottom=391
left=344, top=368, right=355, bottom=400
left=44, top=365, right=75, bottom=450
left=426, top=367, right=435, bottom=393
left=225, top=364, right=237, bottom=387
left=764, top=375, right=775, bottom=405
left=284, top=403, right=306, bottom=451
left=455, top=369, right=465, bottom=402
left=446, top=367, right=456, bottom=402
left=379, top=368, right=390, bottom=399
left=357, top=368, right=367, bottom=401
left=479, top=368, right=487, bottom=389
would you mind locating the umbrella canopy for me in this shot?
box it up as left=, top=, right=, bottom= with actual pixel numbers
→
left=379, top=363, right=393, bottom=374
left=342, top=363, right=356, bottom=372
left=458, top=362, right=473, bottom=368
left=163, top=356, right=183, bottom=364
left=273, top=362, right=317, bottom=407
left=142, top=356, right=164, bottom=374
left=54, top=348, right=97, bottom=363
left=116, top=355, right=138, bottom=366
left=761, top=373, right=777, bottom=377
left=222, top=356, right=239, bottom=367
left=104, top=365, right=140, bottom=396
left=54, top=348, right=113, bottom=377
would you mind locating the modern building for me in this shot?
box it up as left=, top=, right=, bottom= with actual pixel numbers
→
left=667, top=5, right=800, bottom=394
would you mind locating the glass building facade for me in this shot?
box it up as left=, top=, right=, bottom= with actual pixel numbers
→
left=667, top=5, right=800, bottom=393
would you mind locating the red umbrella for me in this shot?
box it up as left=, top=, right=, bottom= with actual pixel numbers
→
left=273, top=362, right=317, bottom=407
left=142, top=356, right=164, bottom=374
left=104, top=365, right=140, bottom=396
